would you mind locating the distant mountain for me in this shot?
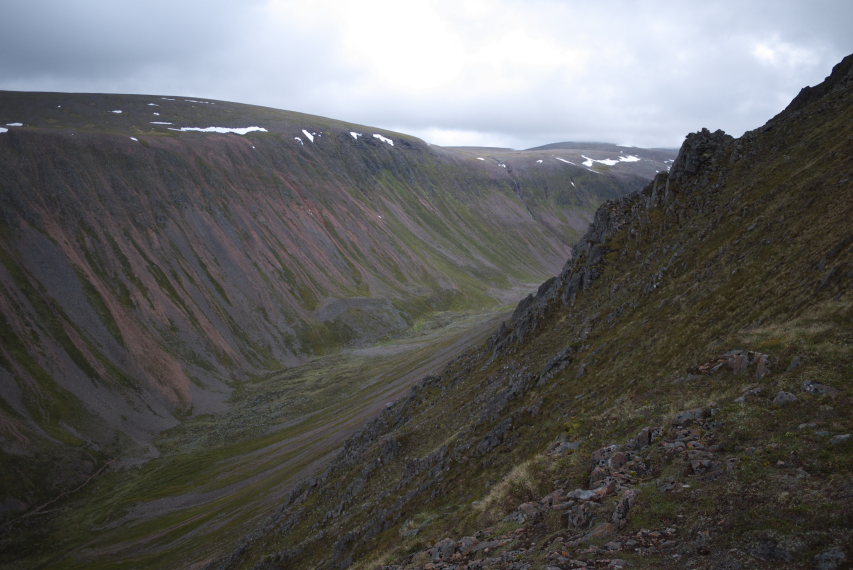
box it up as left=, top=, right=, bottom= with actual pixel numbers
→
left=449, top=142, right=674, bottom=182
left=215, top=56, right=853, bottom=569
left=526, top=140, right=676, bottom=152
left=0, top=91, right=672, bottom=516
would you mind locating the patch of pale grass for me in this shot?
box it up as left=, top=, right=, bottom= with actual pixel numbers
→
left=474, top=456, right=544, bottom=519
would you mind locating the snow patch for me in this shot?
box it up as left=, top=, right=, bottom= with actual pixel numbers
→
left=476, top=157, right=485, bottom=161
left=554, top=157, right=577, bottom=166
left=498, top=162, right=507, bottom=168
left=581, top=155, right=616, bottom=167
left=571, top=181, right=576, bottom=187
left=373, top=133, right=394, bottom=146
left=110, top=110, right=123, bottom=114
left=169, top=126, right=267, bottom=135
left=151, top=121, right=173, bottom=125
left=5, top=122, right=23, bottom=127
left=184, top=99, right=212, bottom=104
left=130, top=137, right=138, bottom=142
left=581, top=154, right=642, bottom=167
left=161, top=97, right=176, bottom=101
left=0, top=128, right=8, bottom=134
left=536, top=159, right=543, bottom=164
left=148, top=103, right=159, bottom=107
left=349, top=131, right=362, bottom=140
left=302, top=129, right=314, bottom=143
left=294, top=137, right=304, bottom=145
left=153, top=112, right=160, bottom=116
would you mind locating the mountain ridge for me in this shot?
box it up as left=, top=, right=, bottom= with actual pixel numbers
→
left=0, top=91, right=673, bottom=533
left=213, top=54, right=853, bottom=570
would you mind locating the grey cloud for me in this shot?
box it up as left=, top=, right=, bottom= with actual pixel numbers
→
left=0, top=0, right=850, bottom=149
left=0, top=0, right=259, bottom=79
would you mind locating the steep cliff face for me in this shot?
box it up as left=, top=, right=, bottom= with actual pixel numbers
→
left=217, top=56, right=852, bottom=570
left=0, top=92, right=671, bottom=509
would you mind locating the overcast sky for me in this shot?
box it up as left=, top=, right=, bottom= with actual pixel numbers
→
left=1, top=0, right=850, bottom=149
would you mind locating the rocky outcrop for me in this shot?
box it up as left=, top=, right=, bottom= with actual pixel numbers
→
left=376, top=350, right=851, bottom=569
left=489, top=127, right=737, bottom=358
left=667, top=128, right=734, bottom=182
left=780, top=53, right=853, bottom=116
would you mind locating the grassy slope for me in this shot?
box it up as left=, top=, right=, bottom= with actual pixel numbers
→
left=0, top=91, right=669, bottom=515
left=0, top=309, right=512, bottom=569
left=219, top=59, right=853, bottom=569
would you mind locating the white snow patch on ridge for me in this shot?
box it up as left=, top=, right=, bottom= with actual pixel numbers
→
left=582, top=155, right=617, bottom=167
left=302, top=129, right=314, bottom=143
left=110, top=110, right=123, bottom=114
left=476, top=157, right=485, bottom=161
left=350, top=131, right=362, bottom=140
left=169, top=126, right=268, bottom=135
left=294, top=137, right=304, bottom=145
left=373, top=133, right=394, bottom=146
left=130, top=137, right=138, bottom=142
left=554, top=157, right=577, bottom=165
left=0, top=128, right=8, bottom=134
left=151, top=121, right=173, bottom=125
left=581, top=154, right=642, bottom=167
left=6, top=122, right=23, bottom=127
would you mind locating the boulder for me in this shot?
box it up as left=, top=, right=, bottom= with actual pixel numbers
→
left=787, top=355, right=803, bottom=371
left=814, top=547, right=847, bottom=570
left=458, top=536, right=479, bottom=555
left=430, top=538, right=456, bottom=562
left=611, top=489, right=638, bottom=527
left=772, top=391, right=798, bottom=407
left=829, top=434, right=851, bottom=446
left=673, top=408, right=706, bottom=426
left=631, top=426, right=661, bottom=450
left=801, top=380, right=839, bottom=397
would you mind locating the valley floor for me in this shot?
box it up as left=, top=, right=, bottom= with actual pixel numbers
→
left=3, top=306, right=517, bottom=569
